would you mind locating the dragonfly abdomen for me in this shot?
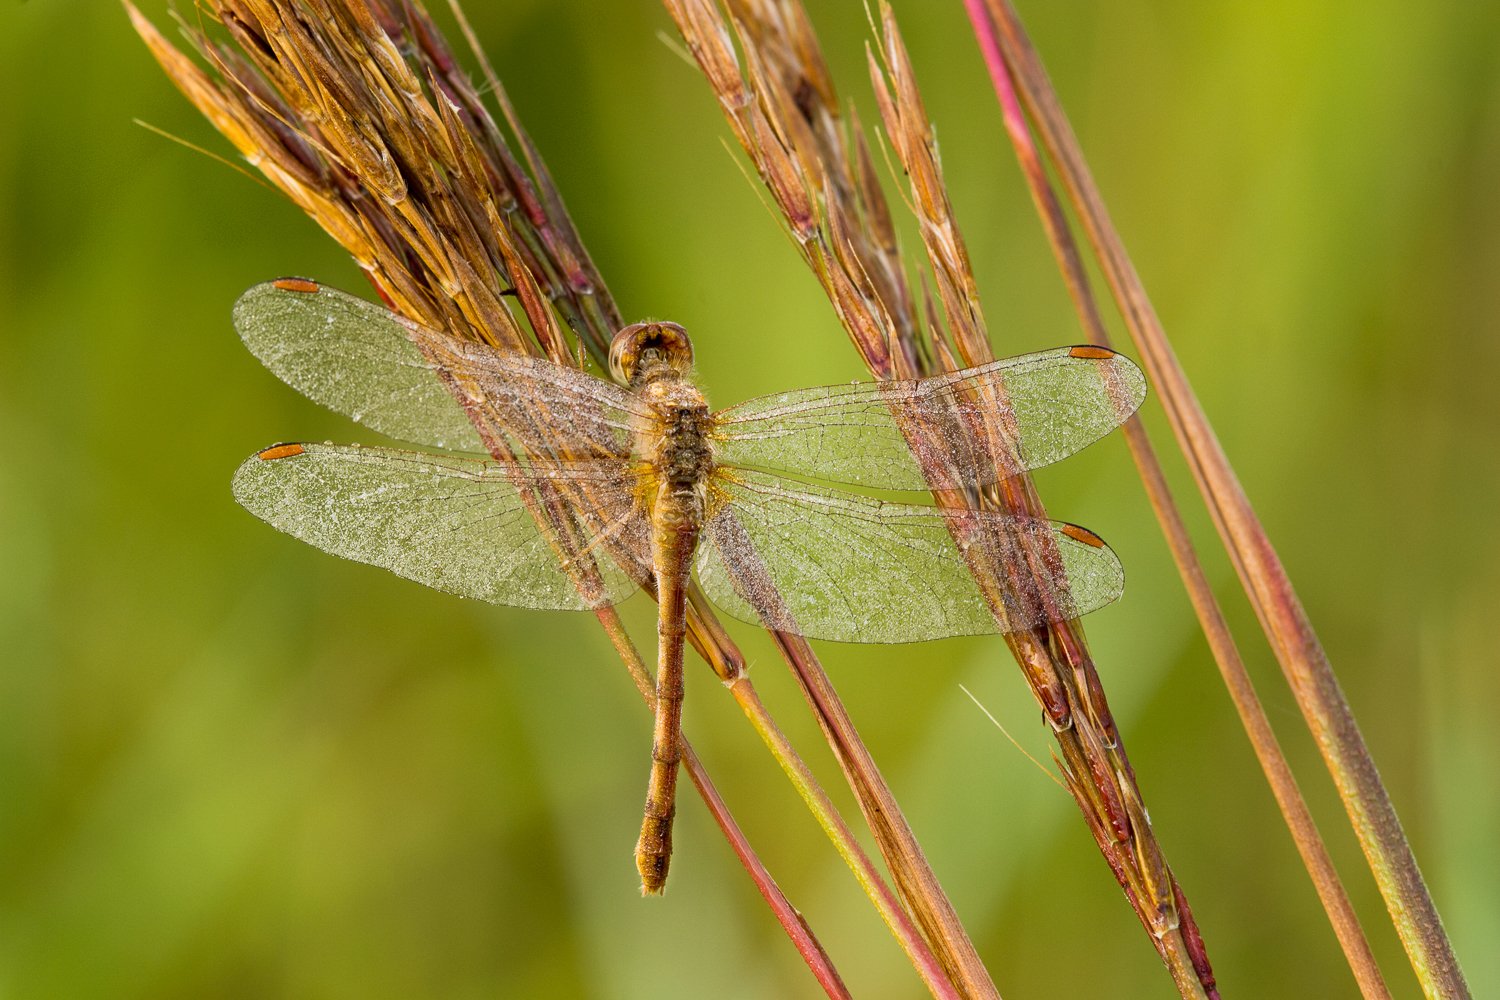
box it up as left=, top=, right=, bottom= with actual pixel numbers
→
left=637, top=482, right=701, bottom=894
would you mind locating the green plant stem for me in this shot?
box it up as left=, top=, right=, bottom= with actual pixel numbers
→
left=727, top=674, right=967, bottom=1000
left=770, top=629, right=999, bottom=1000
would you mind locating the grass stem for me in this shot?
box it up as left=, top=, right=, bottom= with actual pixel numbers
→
left=966, top=1, right=1470, bottom=995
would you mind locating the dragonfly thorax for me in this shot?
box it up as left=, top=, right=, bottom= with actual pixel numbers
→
left=642, top=379, right=713, bottom=489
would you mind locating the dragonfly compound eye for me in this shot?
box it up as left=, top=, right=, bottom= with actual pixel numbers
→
left=610, top=321, right=694, bottom=384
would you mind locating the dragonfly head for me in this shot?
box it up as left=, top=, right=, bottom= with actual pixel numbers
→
left=610, top=321, right=694, bottom=386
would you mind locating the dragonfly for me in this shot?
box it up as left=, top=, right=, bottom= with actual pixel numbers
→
left=230, top=278, right=1146, bottom=894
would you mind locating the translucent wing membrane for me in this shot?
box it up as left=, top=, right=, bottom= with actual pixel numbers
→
left=696, top=471, right=1124, bottom=642
left=232, top=443, right=650, bottom=610
left=234, top=282, right=645, bottom=461
left=234, top=281, right=1135, bottom=640
left=712, top=346, right=1146, bottom=490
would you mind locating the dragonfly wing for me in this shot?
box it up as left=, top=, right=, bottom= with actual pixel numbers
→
left=694, top=471, right=1123, bottom=642
left=234, top=281, right=646, bottom=460
left=712, top=346, right=1145, bottom=490
left=233, top=442, right=650, bottom=610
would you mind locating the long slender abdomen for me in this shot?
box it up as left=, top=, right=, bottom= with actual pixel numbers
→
left=634, top=492, right=699, bottom=894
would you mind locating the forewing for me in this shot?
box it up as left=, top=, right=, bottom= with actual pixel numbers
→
left=712, top=346, right=1145, bottom=490
left=694, top=471, right=1123, bottom=642
left=232, top=442, right=650, bottom=610
left=234, top=281, right=645, bottom=460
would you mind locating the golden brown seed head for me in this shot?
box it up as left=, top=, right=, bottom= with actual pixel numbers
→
left=609, top=321, right=694, bottom=385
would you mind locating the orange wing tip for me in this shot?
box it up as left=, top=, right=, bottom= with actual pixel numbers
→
left=256, top=443, right=307, bottom=461
left=1060, top=523, right=1106, bottom=548
left=1067, top=345, right=1117, bottom=360
left=271, top=278, right=322, bottom=294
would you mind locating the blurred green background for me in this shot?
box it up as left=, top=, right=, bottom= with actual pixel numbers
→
left=3, top=1, right=1497, bottom=996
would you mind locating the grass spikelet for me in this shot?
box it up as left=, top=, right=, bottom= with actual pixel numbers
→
left=665, top=1, right=1225, bottom=995
left=124, top=2, right=1015, bottom=995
